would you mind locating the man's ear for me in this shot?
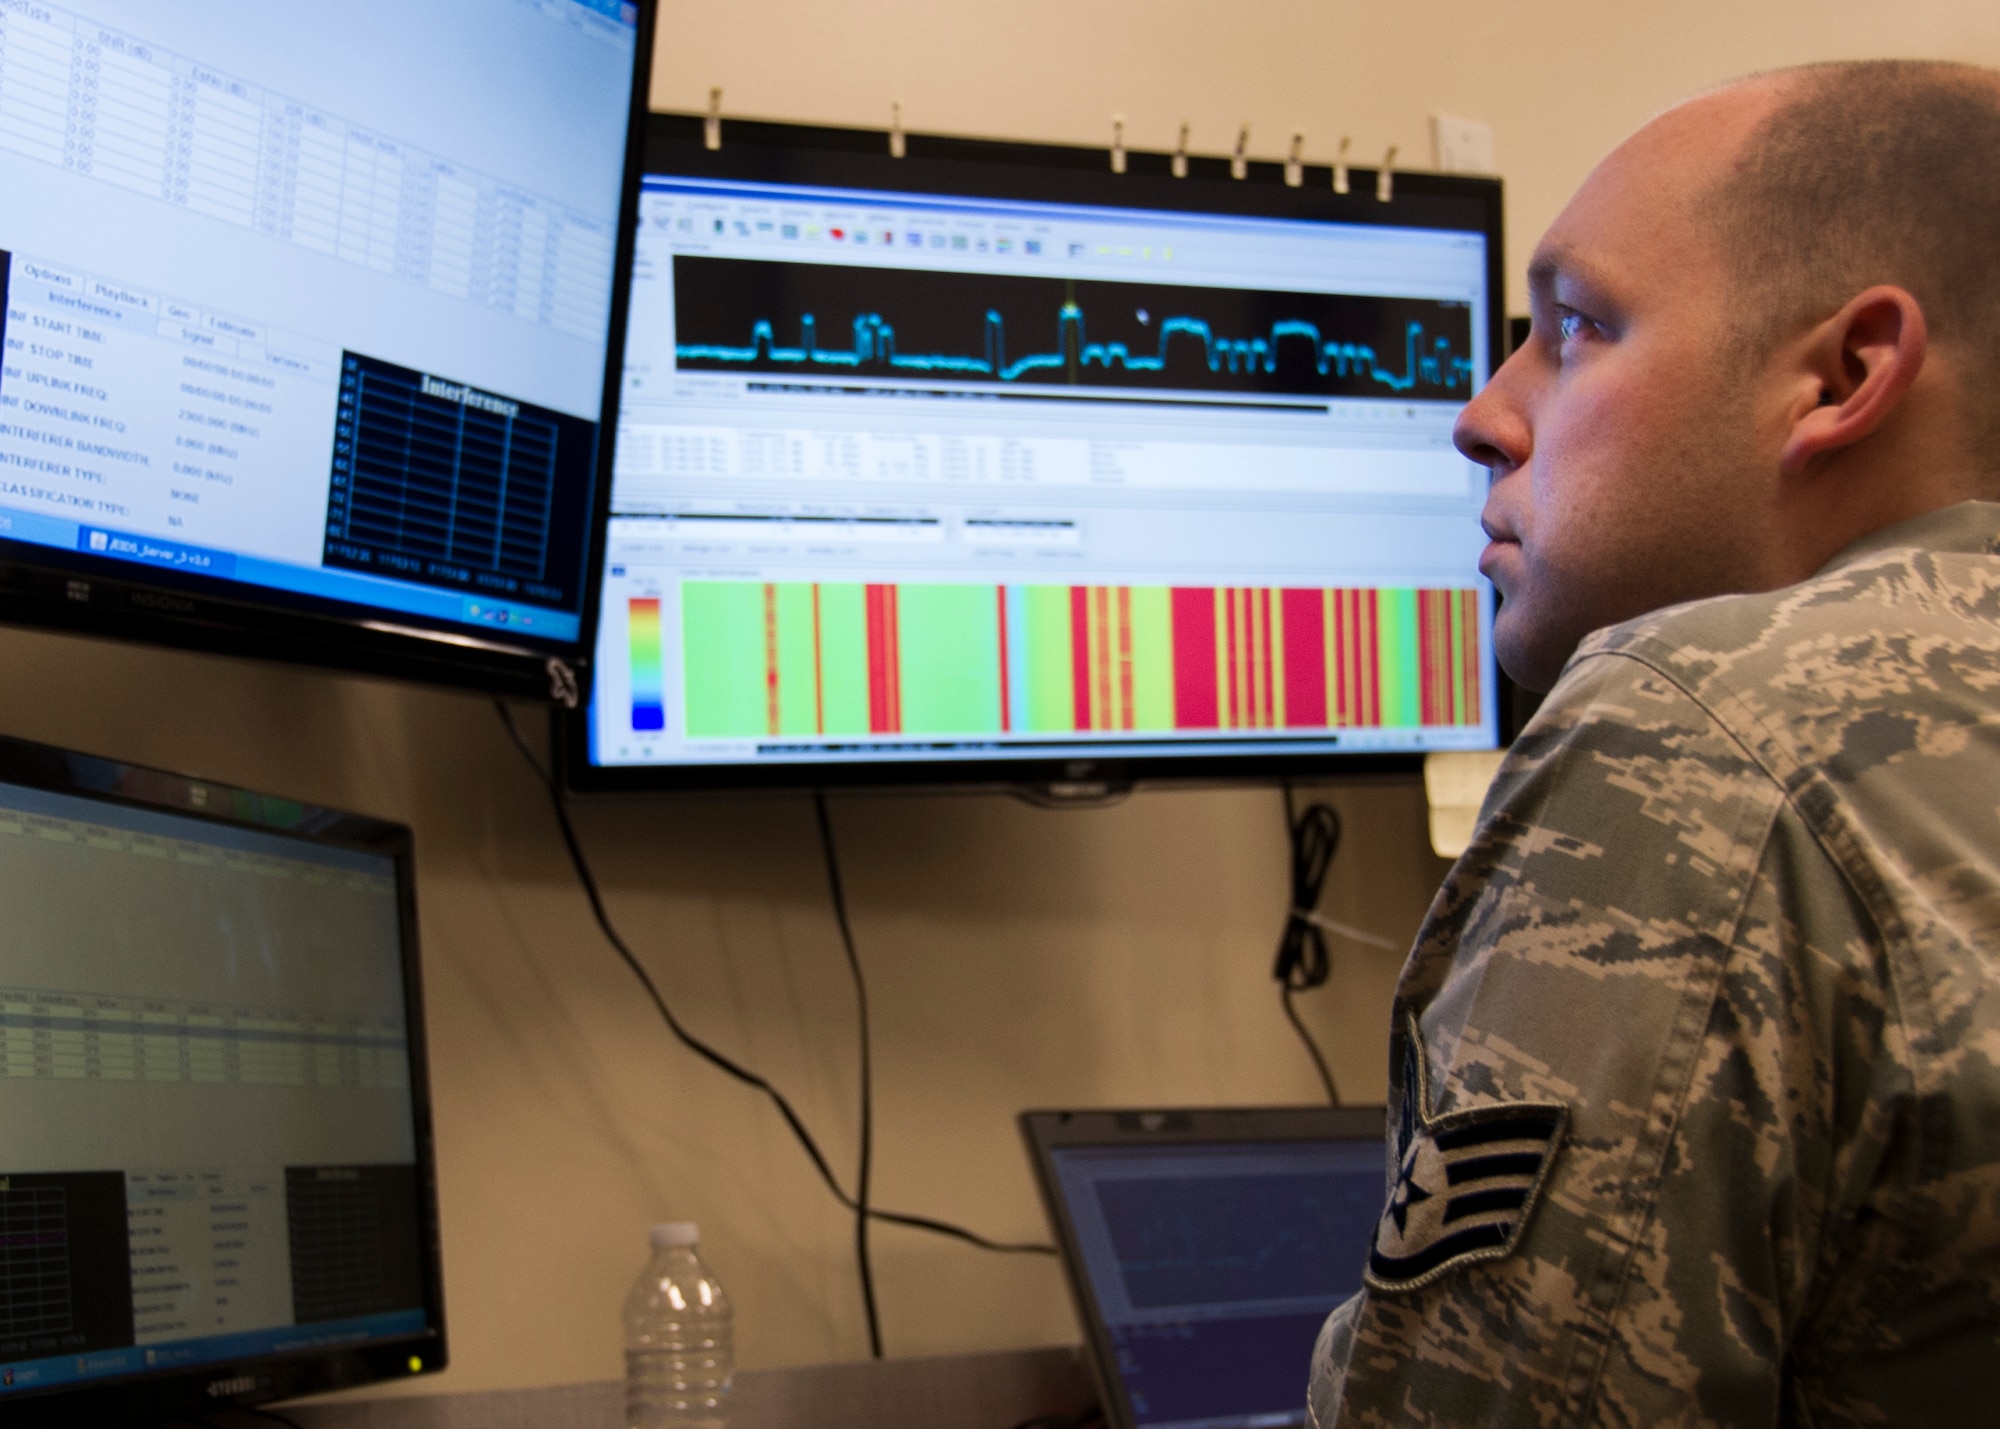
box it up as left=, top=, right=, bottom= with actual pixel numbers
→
left=1778, top=285, right=1927, bottom=478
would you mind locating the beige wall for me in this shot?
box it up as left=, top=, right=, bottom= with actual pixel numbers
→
left=652, top=0, right=2000, bottom=315
left=11, top=0, right=2000, bottom=1400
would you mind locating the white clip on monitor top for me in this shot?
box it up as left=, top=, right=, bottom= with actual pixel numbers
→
left=0, top=1, right=658, bottom=696
left=566, top=115, right=1508, bottom=792
left=0, top=734, right=442, bottom=1426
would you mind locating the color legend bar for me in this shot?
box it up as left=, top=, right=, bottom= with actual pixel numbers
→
left=679, top=582, right=1482, bottom=740
left=629, top=597, right=665, bottom=731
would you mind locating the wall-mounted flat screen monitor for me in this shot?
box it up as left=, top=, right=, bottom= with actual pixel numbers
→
left=0, top=734, right=441, bottom=1425
left=567, top=116, right=1504, bottom=790
left=0, top=0, right=656, bottom=696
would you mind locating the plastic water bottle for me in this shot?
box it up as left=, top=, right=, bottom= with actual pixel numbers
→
left=624, top=1222, right=734, bottom=1429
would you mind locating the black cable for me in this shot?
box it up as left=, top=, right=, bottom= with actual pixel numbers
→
left=495, top=699, right=855, bottom=1200
left=491, top=702, right=1059, bottom=1256
left=1275, top=784, right=1342, bottom=1106
left=813, top=792, right=883, bottom=1359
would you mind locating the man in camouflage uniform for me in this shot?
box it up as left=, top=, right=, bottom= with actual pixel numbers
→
left=1310, top=62, right=2000, bottom=1425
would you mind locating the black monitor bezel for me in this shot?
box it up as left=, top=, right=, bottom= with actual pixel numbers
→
left=0, top=0, right=661, bottom=702
left=560, top=112, right=1509, bottom=793
left=1019, top=1105, right=1387, bottom=1429
left=0, top=734, right=446, bottom=1426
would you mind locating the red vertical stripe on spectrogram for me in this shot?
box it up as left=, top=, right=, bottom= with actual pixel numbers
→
left=866, top=584, right=898, bottom=734
left=1093, top=586, right=1114, bottom=731
left=1216, top=588, right=1232, bottom=724
left=1333, top=591, right=1350, bottom=725
left=1460, top=589, right=1480, bottom=724
left=996, top=587, right=1011, bottom=733
left=763, top=583, right=781, bottom=736
left=1241, top=588, right=1256, bottom=728
left=865, top=585, right=884, bottom=733
left=886, top=585, right=902, bottom=730
left=1440, top=592, right=1455, bottom=723
left=1171, top=587, right=1217, bottom=729
left=1435, top=592, right=1453, bottom=724
left=811, top=584, right=826, bottom=734
left=1242, top=589, right=1259, bottom=728
left=1416, top=590, right=1435, bottom=725
left=1439, top=592, right=1454, bottom=723
left=1282, top=589, right=1326, bottom=727
left=1428, top=591, right=1449, bottom=724
left=1363, top=590, right=1381, bottom=725
left=1256, top=588, right=1274, bottom=727
left=1116, top=586, right=1135, bottom=730
left=1347, top=590, right=1367, bottom=726
left=1070, top=585, right=1093, bottom=731
left=1332, top=592, right=1350, bottom=726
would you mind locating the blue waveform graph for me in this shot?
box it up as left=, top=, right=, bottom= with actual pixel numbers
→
left=670, top=255, right=1477, bottom=402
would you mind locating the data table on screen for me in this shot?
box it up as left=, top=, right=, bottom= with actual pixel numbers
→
left=0, top=986, right=408, bottom=1091
left=0, top=2, right=614, bottom=339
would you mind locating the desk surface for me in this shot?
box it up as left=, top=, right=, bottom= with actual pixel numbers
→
left=281, top=1345, right=1095, bottom=1429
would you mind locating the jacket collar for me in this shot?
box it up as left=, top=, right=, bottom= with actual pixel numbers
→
left=1816, top=500, right=2000, bottom=575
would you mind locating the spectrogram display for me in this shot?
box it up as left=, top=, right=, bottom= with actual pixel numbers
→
left=678, top=581, right=1481, bottom=740
left=672, top=257, right=1475, bottom=399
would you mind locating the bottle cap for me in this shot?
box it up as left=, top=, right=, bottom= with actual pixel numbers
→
left=650, top=1222, right=699, bottom=1248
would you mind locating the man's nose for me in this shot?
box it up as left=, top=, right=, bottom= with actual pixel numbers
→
left=1453, top=346, right=1533, bottom=474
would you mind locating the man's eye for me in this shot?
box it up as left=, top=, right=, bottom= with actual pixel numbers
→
left=1556, top=310, right=1591, bottom=343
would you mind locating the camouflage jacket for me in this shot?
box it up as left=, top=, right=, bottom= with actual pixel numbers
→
left=1309, top=501, right=2000, bottom=1427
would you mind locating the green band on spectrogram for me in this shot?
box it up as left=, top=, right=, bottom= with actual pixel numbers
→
left=1377, top=588, right=1419, bottom=727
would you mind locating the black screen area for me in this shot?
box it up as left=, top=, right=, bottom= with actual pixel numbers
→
left=672, top=255, right=1476, bottom=400
left=0, top=1172, right=134, bottom=1366
left=322, top=355, right=598, bottom=613
left=284, top=1166, right=424, bottom=1326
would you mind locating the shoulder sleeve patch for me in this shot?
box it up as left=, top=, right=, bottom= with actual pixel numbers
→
left=1364, top=1012, right=1568, bottom=1295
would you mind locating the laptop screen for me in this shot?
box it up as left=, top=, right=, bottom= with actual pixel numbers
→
left=1046, top=1137, right=1383, bottom=1429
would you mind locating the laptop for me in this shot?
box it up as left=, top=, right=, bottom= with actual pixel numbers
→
left=1020, top=1107, right=1386, bottom=1429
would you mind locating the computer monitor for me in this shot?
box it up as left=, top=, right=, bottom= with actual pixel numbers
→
left=0, top=0, right=656, bottom=696
left=0, top=735, right=442, bottom=1425
left=564, top=116, right=1505, bottom=791
left=1021, top=1107, right=1386, bottom=1429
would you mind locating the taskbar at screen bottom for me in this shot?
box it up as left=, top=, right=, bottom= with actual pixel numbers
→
left=608, top=732, right=1494, bottom=760
left=0, top=1308, right=429, bottom=1399
left=0, top=531, right=584, bottom=694
left=0, top=502, right=581, bottom=650
left=580, top=725, right=1499, bottom=781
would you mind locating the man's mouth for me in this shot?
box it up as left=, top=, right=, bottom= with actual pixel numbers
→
left=1477, top=514, right=1518, bottom=582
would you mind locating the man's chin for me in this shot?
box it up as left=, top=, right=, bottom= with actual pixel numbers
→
left=1492, top=609, right=1576, bottom=695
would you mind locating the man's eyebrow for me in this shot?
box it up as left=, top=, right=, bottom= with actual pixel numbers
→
left=1527, top=247, right=1615, bottom=306
left=1525, top=247, right=1570, bottom=296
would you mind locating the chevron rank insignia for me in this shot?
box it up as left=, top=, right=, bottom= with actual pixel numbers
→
left=1364, top=1014, right=1568, bottom=1294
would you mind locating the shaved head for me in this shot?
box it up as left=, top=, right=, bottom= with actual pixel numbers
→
left=1715, top=61, right=2000, bottom=457
left=1457, top=60, right=2000, bottom=690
